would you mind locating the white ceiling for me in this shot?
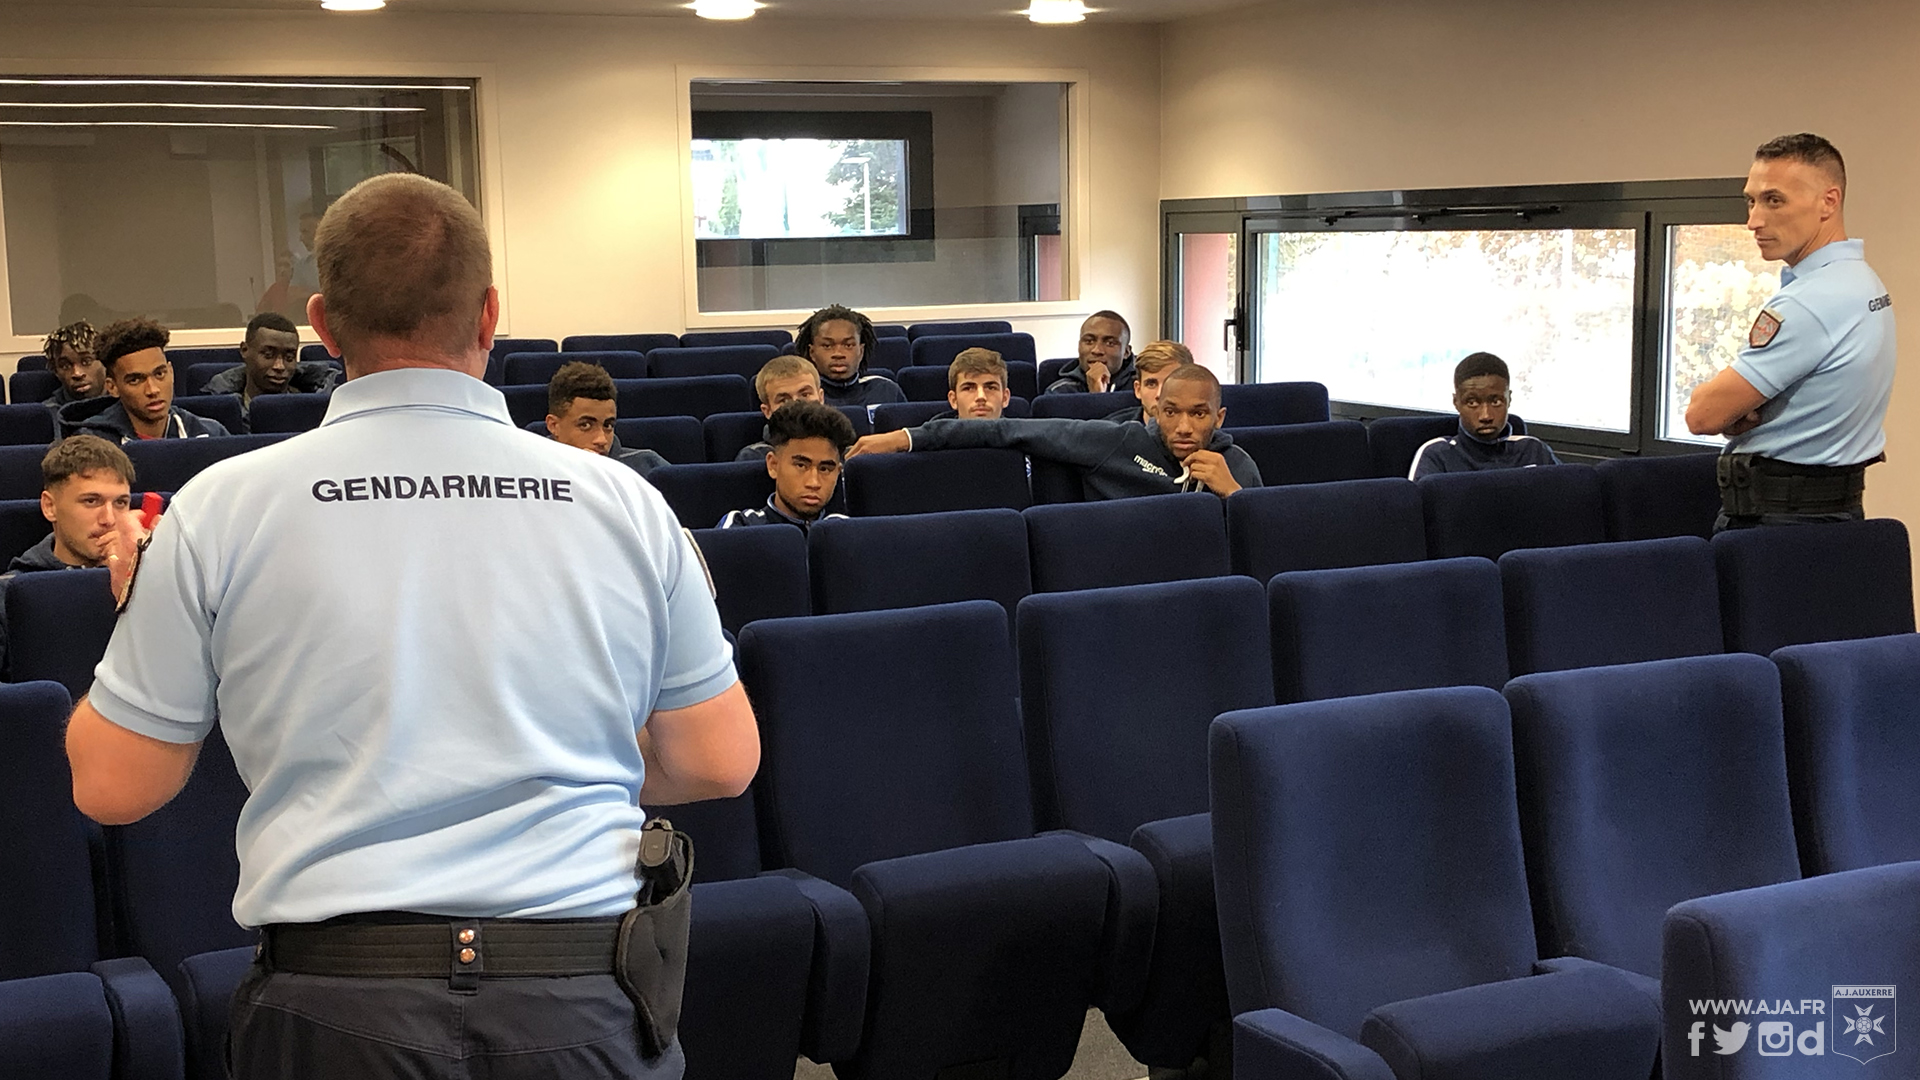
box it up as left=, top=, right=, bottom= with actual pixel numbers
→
left=0, top=0, right=1272, bottom=22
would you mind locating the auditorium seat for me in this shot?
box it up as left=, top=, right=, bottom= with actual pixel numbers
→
left=172, top=394, right=246, bottom=436
left=687, top=525, right=810, bottom=635
left=809, top=509, right=1029, bottom=618
left=1774, top=633, right=1920, bottom=875
left=1595, top=452, right=1720, bottom=540
left=646, top=344, right=779, bottom=382
left=1029, top=457, right=1083, bottom=504
left=1037, top=357, right=1070, bottom=389
left=0, top=445, right=45, bottom=500
left=1503, top=654, right=1800, bottom=980
left=871, top=398, right=1029, bottom=432
left=500, top=385, right=549, bottom=429
left=503, top=349, right=648, bottom=385
left=171, top=347, right=243, bottom=372
left=562, top=332, right=679, bottom=355
left=15, top=354, right=47, bottom=372
left=125, top=433, right=292, bottom=494
left=702, top=411, right=769, bottom=463
left=1268, top=557, right=1508, bottom=703
left=483, top=337, right=558, bottom=385
left=1499, top=536, right=1723, bottom=676
left=245, top=392, right=332, bottom=435
left=616, top=375, right=756, bottom=419
left=0, top=403, right=55, bottom=446
left=872, top=323, right=908, bottom=338
left=1219, top=380, right=1330, bottom=426
left=612, top=416, right=703, bottom=465
left=1367, top=412, right=1528, bottom=479
left=0, top=499, right=49, bottom=566
left=894, top=362, right=1040, bottom=404
left=1713, top=518, right=1914, bottom=654
left=869, top=336, right=911, bottom=372
left=908, top=332, right=1038, bottom=369
left=649, top=461, right=774, bottom=529
left=0, top=681, right=103, bottom=980
left=1212, top=688, right=1659, bottom=1080
left=842, top=447, right=1030, bottom=515
left=1028, top=390, right=1134, bottom=421
left=180, top=362, right=240, bottom=397
left=176, top=947, right=254, bottom=1080
left=906, top=319, right=1011, bottom=340
left=1660, top=862, right=1920, bottom=1078
left=1226, top=478, right=1426, bottom=579
left=737, top=602, right=1154, bottom=1080
left=1023, top=493, right=1229, bottom=593
left=680, top=329, right=792, bottom=349
left=1017, top=577, right=1271, bottom=1068
left=5, top=569, right=117, bottom=698
left=104, top=726, right=255, bottom=997
left=1419, top=463, right=1607, bottom=560
left=0, top=967, right=191, bottom=1080
left=9, top=370, right=59, bottom=408
left=298, top=343, right=333, bottom=364
left=1228, top=420, right=1370, bottom=486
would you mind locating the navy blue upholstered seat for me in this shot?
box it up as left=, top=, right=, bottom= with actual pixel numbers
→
left=680, top=329, right=793, bottom=349
left=1023, top=492, right=1228, bottom=593
left=1419, top=464, right=1606, bottom=560
left=562, top=332, right=679, bottom=355
left=172, top=394, right=245, bottom=435
left=1226, top=478, right=1426, bottom=579
left=906, top=320, right=1011, bottom=340
left=1269, top=557, right=1508, bottom=703
left=502, top=350, right=648, bottom=385
left=907, top=332, right=1038, bottom=369
left=1499, top=536, right=1723, bottom=676
left=483, top=338, right=558, bottom=385
left=1595, top=452, right=1720, bottom=540
left=1713, top=518, right=1914, bottom=654
left=1219, top=381, right=1330, bottom=426
left=1229, top=421, right=1370, bottom=486
left=615, top=375, right=756, bottom=420
left=842, top=447, right=1030, bottom=516
left=687, top=525, right=809, bottom=635
left=125, top=434, right=290, bottom=495
left=0, top=403, right=55, bottom=446
left=809, top=509, right=1029, bottom=617
left=9, top=371, right=60, bottom=407
left=1504, top=655, right=1800, bottom=979
left=0, top=498, right=50, bottom=566
left=647, top=345, right=780, bottom=381
left=246, top=392, right=331, bottom=435
left=5, top=569, right=117, bottom=698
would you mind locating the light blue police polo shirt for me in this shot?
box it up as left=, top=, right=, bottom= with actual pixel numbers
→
left=88, top=368, right=737, bottom=927
left=1730, top=238, right=1896, bottom=465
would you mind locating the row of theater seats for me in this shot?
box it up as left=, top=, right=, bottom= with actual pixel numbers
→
left=6, top=319, right=1021, bottom=404
left=6, top=587, right=1915, bottom=1079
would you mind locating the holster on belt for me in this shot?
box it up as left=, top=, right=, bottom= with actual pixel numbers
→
left=617, top=817, right=694, bottom=1060
left=1716, top=453, right=1876, bottom=517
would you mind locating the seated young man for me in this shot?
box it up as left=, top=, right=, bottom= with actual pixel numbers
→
left=8, top=436, right=135, bottom=575
left=1044, top=310, right=1137, bottom=395
left=1104, top=340, right=1193, bottom=423
left=852, top=363, right=1261, bottom=499
left=719, top=400, right=855, bottom=532
left=202, top=311, right=341, bottom=409
left=1409, top=352, right=1560, bottom=479
left=796, top=303, right=906, bottom=407
left=735, top=354, right=825, bottom=461
left=543, top=361, right=668, bottom=476
left=941, top=347, right=1011, bottom=419
left=41, top=322, right=108, bottom=411
left=67, top=318, right=230, bottom=442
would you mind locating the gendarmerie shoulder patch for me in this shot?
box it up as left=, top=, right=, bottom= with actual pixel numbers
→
left=1749, top=308, right=1784, bottom=349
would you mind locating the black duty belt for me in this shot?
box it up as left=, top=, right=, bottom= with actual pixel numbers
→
left=1716, top=453, right=1879, bottom=517
left=261, top=914, right=622, bottom=981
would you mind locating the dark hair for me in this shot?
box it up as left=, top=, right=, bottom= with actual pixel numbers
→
left=95, top=317, right=170, bottom=374
left=41, top=434, right=135, bottom=490
left=1086, top=310, right=1131, bottom=338
left=948, top=347, right=1007, bottom=390
left=1160, top=362, right=1222, bottom=406
left=245, top=311, right=299, bottom=344
left=795, top=305, right=878, bottom=375
left=548, top=360, right=616, bottom=415
left=1755, top=133, right=1846, bottom=194
left=42, top=321, right=98, bottom=365
left=1453, top=352, right=1509, bottom=387
left=765, top=400, right=856, bottom=456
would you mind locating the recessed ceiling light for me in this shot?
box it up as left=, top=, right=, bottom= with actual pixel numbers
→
left=320, top=0, right=386, bottom=10
left=690, top=0, right=761, bottom=18
left=1024, top=0, right=1088, bottom=23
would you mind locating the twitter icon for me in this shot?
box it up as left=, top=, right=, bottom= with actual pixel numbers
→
left=1714, top=1022, right=1752, bottom=1054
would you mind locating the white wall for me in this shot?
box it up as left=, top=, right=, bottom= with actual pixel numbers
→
left=1162, top=0, right=1920, bottom=567
left=0, top=6, right=1161, bottom=364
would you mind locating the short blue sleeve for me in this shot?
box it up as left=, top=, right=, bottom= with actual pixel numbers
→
left=653, top=526, right=737, bottom=712
left=1732, top=296, right=1832, bottom=400
left=88, top=508, right=219, bottom=745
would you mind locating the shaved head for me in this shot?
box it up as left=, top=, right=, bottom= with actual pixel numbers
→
left=1161, top=363, right=1221, bottom=408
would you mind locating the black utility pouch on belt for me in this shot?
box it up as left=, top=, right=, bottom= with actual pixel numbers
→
left=1716, top=453, right=1760, bottom=516
left=617, top=817, right=694, bottom=1060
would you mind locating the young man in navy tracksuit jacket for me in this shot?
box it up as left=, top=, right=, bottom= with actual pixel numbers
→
left=65, top=318, right=230, bottom=443
left=795, top=304, right=906, bottom=408
left=852, top=363, right=1261, bottom=499
left=1409, top=352, right=1560, bottom=479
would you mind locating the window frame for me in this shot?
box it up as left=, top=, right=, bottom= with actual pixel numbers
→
left=0, top=62, right=506, bottom=352
left=1162, top=179, right=1754, bottom=459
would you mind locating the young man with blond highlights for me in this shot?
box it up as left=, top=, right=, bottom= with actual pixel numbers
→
left=1105, top=340, right=1193, bottom=424
left=736, top=354, right=826, bottom=461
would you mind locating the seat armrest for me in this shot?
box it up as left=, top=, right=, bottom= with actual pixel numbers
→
left=90, top=957, right=185, bottom=1080
left=1534, top=955, right=1661, bottom=1009
left=759, top=867, right=871, bottom=1063
left=1234, top=1008, right=1396, bottom=1080
left=1361, top=967, right=1658, bottom=1080
left=1041, top=829, right=1159, bottom=1016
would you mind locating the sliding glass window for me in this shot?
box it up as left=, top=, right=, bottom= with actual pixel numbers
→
left=0, top=76, right=480, bottom=336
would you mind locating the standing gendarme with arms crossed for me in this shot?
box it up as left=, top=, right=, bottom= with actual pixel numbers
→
left=1686, top=133, right=1897, bottom=530
left=64, top=173, right=759, bottom=1080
